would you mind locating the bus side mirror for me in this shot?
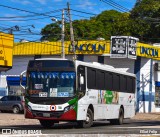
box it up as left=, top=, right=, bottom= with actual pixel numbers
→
left=79, top=76, right=86, bottom=91
left=80, top=76, right=84, bottom=85
left=20, top=70, right=26, bottom=89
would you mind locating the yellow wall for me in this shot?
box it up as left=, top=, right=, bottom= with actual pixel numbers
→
left=137, top=42, right=160, bottom=60
left=0, top=32, right=14, bottom=67
left=13, top=40, right=160, bottom=60
left=13, top=40, right=110, bottom=55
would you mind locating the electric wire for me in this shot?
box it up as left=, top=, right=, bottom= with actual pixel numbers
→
left=100, top=0, right=130, bottom=12
left=0, top=16, right=61, bottom=21
left=0, top=9, right=62, bottom=19
left=105, top=0, right=130, bottom=11
left=0, top=4, right=62, bottom=19
left=70, top=9, right=97, bottom=16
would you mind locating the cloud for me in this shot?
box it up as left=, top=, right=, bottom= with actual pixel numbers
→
left=76, top=0, right=96, bottom=10
left=11, top=0, right=32, bottom=5
left=54, top=0, right=63, bottom=2
left=4, top=13, right=18, bottom=17
left=35, top=0, right=47, bottom=5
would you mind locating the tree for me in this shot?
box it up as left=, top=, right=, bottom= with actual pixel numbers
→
left=130, top=0, right=160, bottom=43
left=40, top=23, right=61, bottom=41
left=40, top=10, right=131, bottom=41
left=40, top=1, right=160, bottom=43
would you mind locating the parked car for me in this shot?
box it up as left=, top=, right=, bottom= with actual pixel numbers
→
left=0, top=95, right=24, bottom=114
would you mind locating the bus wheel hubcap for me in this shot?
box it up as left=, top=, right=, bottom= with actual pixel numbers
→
left=86, top=115, right=90, bottom=122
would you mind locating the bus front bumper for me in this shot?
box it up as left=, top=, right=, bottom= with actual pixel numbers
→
left=24, top=107, right=76, bottom=121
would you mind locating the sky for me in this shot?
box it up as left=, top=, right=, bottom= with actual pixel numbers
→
left=0, top=0, right=137, bottom=42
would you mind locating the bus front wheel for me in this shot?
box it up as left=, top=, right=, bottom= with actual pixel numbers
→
left=77, top=108, right=93, bottom=128
left=39, top=120, right=55, bottom=128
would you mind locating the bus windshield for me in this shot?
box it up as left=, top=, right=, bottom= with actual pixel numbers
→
left=27, top=71, right=76, bottom=97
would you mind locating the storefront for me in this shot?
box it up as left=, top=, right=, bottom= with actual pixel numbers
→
left=1, top=36, right=160, bottom=112
left=0, top=32, right=13, bottom=97
left=6, top=76, right=26, bottom=95
left=136, top=43, right=160, bottom=112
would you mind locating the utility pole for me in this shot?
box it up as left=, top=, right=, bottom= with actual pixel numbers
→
left=61, top=9, right=65, bottom=59
left=67, top=2, right=76, bottom=60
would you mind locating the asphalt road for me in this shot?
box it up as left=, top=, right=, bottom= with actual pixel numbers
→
left=0, top=119, right=160, bottom=135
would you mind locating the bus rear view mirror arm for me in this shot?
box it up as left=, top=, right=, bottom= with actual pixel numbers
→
left=20, top=70, right=26, bottom=89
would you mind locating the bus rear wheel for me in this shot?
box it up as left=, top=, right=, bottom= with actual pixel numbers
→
left=110, top=108, right=124, bottom=125
left=78, top=108, right=93, bottom=128
left=39, top=120, right=55, bottom=128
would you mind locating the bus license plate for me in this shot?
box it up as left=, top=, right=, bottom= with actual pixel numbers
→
left=43, top=113, right=50, bottom=117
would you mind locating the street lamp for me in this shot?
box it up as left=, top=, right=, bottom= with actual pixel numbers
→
left=51, top=17, right=58, bottom=22
left=51, top=9, right=65, bottom=59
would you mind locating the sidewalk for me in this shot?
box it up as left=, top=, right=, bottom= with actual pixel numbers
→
left=132, top=112, right=160, bottom=121
left=0, top=112, right=160, bottom=126
left=0, top=113, right=39, bottom=126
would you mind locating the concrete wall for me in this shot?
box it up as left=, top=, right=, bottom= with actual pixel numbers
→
left=2, top=56, right=34, bottom=75
left=104, top=57, right=135, bottom=73
left=136, top=58, right=160, bottom=112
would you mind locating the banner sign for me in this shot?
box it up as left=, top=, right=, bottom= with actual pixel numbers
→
left=110, top=36, right=127, bottom=58
left=137, top=43, right=160, bottom=60
left=128, top=37, right=138, bottom=59
left=110, top=36, right=138, bottom=59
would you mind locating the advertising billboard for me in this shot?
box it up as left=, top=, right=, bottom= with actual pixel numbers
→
left=0, top=32, right=14, bottom=71
left=110, top=36, right=138, bottom=59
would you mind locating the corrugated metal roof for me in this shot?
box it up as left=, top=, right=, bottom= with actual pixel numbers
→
left=13, top=41, right=110, bottom=55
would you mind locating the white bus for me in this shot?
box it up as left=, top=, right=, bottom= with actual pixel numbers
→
left=21, top=58, right=136, bottom=128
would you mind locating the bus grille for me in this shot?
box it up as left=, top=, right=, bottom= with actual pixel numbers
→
left=32, top=110, right=64, bottom=118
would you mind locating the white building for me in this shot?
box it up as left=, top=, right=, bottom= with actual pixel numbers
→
left=1, top=38, right=160, bottom=113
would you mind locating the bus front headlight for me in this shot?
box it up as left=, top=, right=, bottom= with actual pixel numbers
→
left=64, top=105, right=75, bottom=113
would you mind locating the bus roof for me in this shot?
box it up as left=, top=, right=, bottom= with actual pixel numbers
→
left=35, top=58, right=68, bottom=61
left=32, top=58, right=135, bottom=78
left=75, top=60, right=136, bottom=78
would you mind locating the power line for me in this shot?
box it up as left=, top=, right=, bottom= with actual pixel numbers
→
left=0, top=9, right=62, bottom=19
left=71, top=14, right=91, bottom=19
left=100, top=0, right=126, bottom=12
left=0, top=4, right=61, bottom=19
left=0, top=25, right=40, bottom=35
left=100, top=0, right=130, bottom=12
left=70, top=9, right=97, bottom=16
left=0, top=16, right=61, bottom=21
left=107, top=0, right=130, bottom=11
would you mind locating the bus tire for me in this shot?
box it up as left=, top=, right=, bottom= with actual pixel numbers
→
left=77, top=108, right=93, bottom=128
left=117, top=107, right=124, bottom=125
left=110, top=119, right=116, bottom=125
left=110, top=108, right=124, bottom=125
left=39, top=120, right=55, bottom=128
left=0, top=110, right=5, bottom=113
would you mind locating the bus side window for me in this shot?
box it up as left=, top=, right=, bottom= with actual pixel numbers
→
left=105, top=72, right=113, bottom=91
left=120, top=75, right=127, bottom=92
left=132, top=78, right=136, bottom=93
left=96, top=70, right=105, bottom=90
left=113, top=74, right=120, bottom=91
left=87, top=68, right=96, bottom=89
left=127, top=77, right=133, bottom=93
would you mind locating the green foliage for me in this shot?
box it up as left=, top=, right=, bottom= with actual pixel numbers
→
left=41, top=0, right=160, bottom=43
left=41, top=10, right=130, bottom=41
left=41, top=23, right=61, bottom=41
left=130, top=0, right=160, bottom=43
